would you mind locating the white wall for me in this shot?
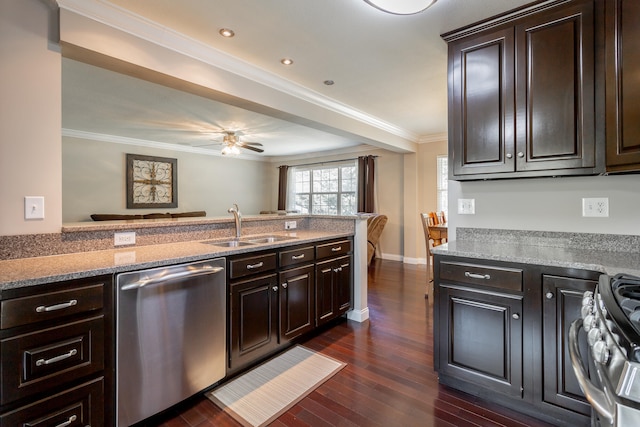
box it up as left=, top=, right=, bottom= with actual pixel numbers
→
left=448, top=174, right=640, bottom=240
left=62, top=137, right=272, bottom=222
left=0, top=0, right=62, bottom=235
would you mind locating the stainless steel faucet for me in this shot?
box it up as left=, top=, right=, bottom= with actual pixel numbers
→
left=228, top=204, right=242, bottom=239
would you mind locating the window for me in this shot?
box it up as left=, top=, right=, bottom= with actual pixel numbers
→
left=437, top=155, right=448, bottom=216
left=289, top=161, right=357, bottom=215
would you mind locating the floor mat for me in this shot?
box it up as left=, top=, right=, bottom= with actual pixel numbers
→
left=208, top=345, right=346, bottom=427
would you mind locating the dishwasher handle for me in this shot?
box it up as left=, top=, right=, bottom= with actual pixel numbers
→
left=121, top=265, right=224, bottom=291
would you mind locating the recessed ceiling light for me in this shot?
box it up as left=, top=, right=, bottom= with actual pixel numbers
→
left=219, top=28, right=235, bottom=38
left=364, top=0, right=437, bottom=15
left=281, top=58, right=294, bottom=66
left=324, top=80, right=335, bottom=86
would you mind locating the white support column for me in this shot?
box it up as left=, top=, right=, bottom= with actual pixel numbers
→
left=347, top=216, right=369, bottom=322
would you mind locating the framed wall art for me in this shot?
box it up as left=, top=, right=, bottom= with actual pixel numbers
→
left=126, top=154, right=178, bottom=209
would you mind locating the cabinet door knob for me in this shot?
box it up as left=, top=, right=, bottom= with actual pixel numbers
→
left=272, top=286, right=278, bottom=292
left=512, top=313, right=520, bottom=320
left=282, top=283, right=288, bottom=288
left=517, top=152, right=524, bottom=158
left=506, top=153, right=513, bottom=159
left=546, top=292, right=554, bottom=299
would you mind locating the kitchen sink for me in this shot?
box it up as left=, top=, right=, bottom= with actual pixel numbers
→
left=243, top=235, right=297, bottom=244
left=204, top=240, right=255, bottom=247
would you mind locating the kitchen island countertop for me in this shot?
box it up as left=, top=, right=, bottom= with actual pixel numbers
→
left=0, top=230, right=352, bottom=292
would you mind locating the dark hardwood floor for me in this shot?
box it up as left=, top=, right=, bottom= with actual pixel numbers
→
left=153, top=259, right=556, bottom=427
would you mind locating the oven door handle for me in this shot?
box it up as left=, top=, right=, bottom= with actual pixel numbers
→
left=569, top=318, right=614, bottom=424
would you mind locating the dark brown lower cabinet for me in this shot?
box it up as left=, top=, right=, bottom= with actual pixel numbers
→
left=316, top=255, right=352, bottom=326
left=438, top=285, right=523, bottom=398
left=435, top=255, right=597, bottom=426
left=0, top=275, right=112, bottom=427
left=542, top=274, right=596, bottom=416
left=228, top=238, right=353, bottom=376
left=229, top=273, right=279, bottom=373
left=279, top=265, right=315, bottom=341
left=0, top=378, right=104, bottom=427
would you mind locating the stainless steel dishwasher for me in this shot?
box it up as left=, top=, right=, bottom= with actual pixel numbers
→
left=116, top=258, right=226, bottom=426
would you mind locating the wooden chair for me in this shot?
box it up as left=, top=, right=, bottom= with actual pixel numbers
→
left=421, top=213, right=435, bottom=300
left=421, top=212, right=449, bottom=300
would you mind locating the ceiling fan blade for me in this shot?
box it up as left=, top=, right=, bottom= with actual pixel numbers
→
left=237, top=141, right=263, bottom=147
left=240, top=144, right=264, bottom=153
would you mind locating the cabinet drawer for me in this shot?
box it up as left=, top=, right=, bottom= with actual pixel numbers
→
left=229, top=253, right=277, bottom=279
left=316, top=240, right=351, bottom=260
left=0, top=377, right=104, bottom=427
left=439, top=261, right=523, bottom=292
left=0, top=316, right=104, bottom=405
left=279, top=246, right=314, bottom=269
left=1, top=283, right=104, bottom=330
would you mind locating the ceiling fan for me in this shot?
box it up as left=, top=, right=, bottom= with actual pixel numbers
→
left=215, top=130, right=264, bottom=155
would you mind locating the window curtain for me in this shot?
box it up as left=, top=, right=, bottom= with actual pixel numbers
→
left=277, top=165, right=289, bottom=210
left=357, top=155, right=376, bottom=213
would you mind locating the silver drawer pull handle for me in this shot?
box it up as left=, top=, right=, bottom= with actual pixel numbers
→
left=36, top=349, right=78, bottom=366
left=55, top=414, right=77, bottom=427
left=36, top=299, right=78, bottom=313
left=464, top=272, right=491, bottom=280
left=246, top=262, right=264, bottom=269
left=331, top=246, right=342, bottom=252
left=292, top=254, right=305, bottom=260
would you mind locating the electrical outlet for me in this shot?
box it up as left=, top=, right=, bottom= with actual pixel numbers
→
left=285, top=220, right=297, bottom=230
left=582, top=198, right=609, bottom=217
left=114, top=231, right=136, bottom=246
left=458, top=198, right=475, bottom=215
left=24, top=196, right=45, bottom=219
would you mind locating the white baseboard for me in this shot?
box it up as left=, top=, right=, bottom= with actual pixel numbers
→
left=379, top=253, right=403, bottom=262
left=347, top=307, right=369, bottom=323
left=379, top=253, right=427, bottom=265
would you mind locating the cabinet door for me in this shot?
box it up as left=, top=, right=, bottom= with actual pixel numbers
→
left=605, top=0, right=640, bottom=171
left=542, top=275, right=596, bottom=416
left=438, top=285, right=523, bottom=398
left=449, top=27, right=515, bottom=176
left=335, top=256, right=352, bottom=315
left=229, top=274, right=278, bottom=372
left=515, top=0, right=596, bottom=172
left=315, top=260, right=335, bottom=326
left=279, top=265, right=314, bottom=341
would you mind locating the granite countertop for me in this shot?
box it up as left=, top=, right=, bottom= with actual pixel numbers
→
left=0, top=230, right=352, bottom=292
left=433, top=240, right=640, bottom=277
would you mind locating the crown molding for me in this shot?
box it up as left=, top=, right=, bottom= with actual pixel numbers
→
left=56, top=0, right=419, bottom=142
left=62, top=128, right=264, bottom=160
left=417, top=132, right=448, bottom=144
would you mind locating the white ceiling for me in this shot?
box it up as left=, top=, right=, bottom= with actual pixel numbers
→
left=61, top=0, right=533, bottom=159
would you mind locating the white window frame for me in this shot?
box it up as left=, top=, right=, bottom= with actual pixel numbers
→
left=436, top=155, right=448, bottom=216
left=288, top=160, right=358, bottom=215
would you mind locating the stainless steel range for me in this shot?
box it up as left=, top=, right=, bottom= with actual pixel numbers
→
left=570, top=273, right=640, bottom=426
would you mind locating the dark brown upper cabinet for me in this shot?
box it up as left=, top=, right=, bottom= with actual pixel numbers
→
left=605, top=0, right=640, bottom=172
left=443, top=0, right=604, bottom=180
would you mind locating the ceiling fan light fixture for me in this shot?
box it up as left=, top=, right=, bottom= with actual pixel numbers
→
left=363, top=0, right=436, bottom=15
left=219, top=28, right=235, bottom=38
left=221, top=145, right=241, bottom=156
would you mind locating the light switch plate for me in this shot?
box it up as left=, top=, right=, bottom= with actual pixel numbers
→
left=458, top=198, right=475, bottom=215
left=24, top=196, right=45, bottom=219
